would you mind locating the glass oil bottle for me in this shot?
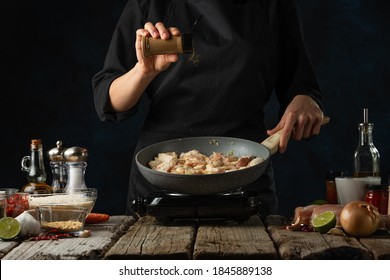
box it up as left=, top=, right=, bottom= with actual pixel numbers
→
left=21, top=139, right=52, bottom=194
left=353, top=108, right=380, bottom=177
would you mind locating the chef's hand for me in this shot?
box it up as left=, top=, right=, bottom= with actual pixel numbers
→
left=136, top=22, right=181, bottom=74
left=267, top=95, right=323, bottom=153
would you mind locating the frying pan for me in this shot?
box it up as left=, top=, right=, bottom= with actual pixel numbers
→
left=136, top=117, right=330, bottom=195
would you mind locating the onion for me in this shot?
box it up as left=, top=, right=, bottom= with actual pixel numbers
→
left=340, top=200, right=381, bottom=237
left=15, top=211, right=41, bottom=238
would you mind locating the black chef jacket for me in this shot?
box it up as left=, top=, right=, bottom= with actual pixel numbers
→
left=92, top=0, right=323, bottom=217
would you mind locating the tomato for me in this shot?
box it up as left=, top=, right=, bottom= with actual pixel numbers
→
left=6, top=193, right=29, bottom=218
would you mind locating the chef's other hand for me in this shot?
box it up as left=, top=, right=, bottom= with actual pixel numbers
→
left=135, top=22, right=181, bottom=74
left=267, top=95, right=323, bottom=153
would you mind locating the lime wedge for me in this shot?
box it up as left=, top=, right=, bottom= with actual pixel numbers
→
left=0, top=217, right=21, bottom=240
left=311, top=211, right=336, bottom=234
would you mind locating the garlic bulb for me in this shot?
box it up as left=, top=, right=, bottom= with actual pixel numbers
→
left=15, top=211, right=41, bottom=238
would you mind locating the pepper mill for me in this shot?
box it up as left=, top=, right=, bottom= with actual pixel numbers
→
left=62, top=146, right=88, bottom=193
left=47, top=140, right=67, bottom=192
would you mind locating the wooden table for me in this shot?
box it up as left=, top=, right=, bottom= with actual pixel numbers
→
left=1, top=215, right=389, bottom=260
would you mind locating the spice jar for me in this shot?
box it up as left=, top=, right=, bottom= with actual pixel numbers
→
left=142, top=33, right=193, bottom=57
left=364, top=184, right=388, bottom=214
left=326, top=171, right=344, bottom=204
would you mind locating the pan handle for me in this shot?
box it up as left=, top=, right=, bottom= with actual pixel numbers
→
left=261, top=116, right=330, bottom=155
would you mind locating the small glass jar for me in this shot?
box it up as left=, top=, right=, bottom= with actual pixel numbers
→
left=0, top=191, right=6, bottom=218
left=326, top=171, right=344, bottom=204
left=381, top=186, right=389, bottom=215
left=365, top=184, right=382, bottom=211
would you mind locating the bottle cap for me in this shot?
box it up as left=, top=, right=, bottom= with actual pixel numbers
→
left=63, top=146, right=88, bottom=162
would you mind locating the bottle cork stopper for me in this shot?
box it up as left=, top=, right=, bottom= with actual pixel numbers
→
left=30, top=139, right=42, bottom=149
left=31, top=139, right=42, bottom=145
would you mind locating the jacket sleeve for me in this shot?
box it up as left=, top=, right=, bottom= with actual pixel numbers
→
left=274, top=0, right=323, bottom=117
left=92, top=0, right=146, bottom=123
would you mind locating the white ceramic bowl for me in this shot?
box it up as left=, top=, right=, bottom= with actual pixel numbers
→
left=335, top=176, right=381, bottom=205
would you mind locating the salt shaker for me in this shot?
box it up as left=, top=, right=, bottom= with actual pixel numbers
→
left=62, top=146, right=88, bottom=192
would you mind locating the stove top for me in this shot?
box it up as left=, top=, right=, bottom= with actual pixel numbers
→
left=132, top=190, right=262, bottom=222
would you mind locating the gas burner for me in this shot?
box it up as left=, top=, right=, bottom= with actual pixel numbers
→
left=132, top=190, right=263, bottom=222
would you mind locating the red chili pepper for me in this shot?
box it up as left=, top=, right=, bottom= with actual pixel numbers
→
left=29, top=230, right=74, bottom=241
left=85, top=213, right=110, bottom=224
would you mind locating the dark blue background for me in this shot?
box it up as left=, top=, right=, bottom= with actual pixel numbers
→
left=2, top=0, right=389, bottom=218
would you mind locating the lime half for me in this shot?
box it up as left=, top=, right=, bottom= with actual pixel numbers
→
left=0, top=217, right=21, bottom=240
left=311, top=211, right=336, bottom=234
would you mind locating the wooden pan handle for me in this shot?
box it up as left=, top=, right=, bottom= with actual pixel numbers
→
left=261, top=116, right=330, bottom=155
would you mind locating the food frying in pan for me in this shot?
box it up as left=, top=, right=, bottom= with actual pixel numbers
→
left=148, top=149, right=264, bottom=175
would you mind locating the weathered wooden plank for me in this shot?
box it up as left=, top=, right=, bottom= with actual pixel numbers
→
left=193, top=215, right=278, bottom=259
left=321, top=234, right=373, bottom=259
left=359, top=230, right=390, bottom=260
left=2, top=216, right=134, bottom=260
left=3, top=215, right=389, bottom=260
left=105, top=216, right=196, bottom=259
left=266, top=215, right=373, bottom=259
left=0, top=240, right=20, bottom=259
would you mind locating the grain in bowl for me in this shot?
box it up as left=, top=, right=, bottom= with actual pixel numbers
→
left=29, top=188, right=97, bottom=215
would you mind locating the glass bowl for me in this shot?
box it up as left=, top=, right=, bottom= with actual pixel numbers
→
left=6, top=192, right=30, bottom=218
left=38, top=205, right=87, bottom=233
left=0, top=188, right=19, bottom=195
left=29, top=188, right=97, bottom=215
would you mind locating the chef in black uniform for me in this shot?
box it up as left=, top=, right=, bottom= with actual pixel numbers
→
left=92, top=0, right=324, bottom=217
